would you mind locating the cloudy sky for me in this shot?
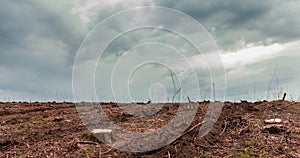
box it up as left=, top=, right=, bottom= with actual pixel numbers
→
left=1, top=0, right=300, bottom=102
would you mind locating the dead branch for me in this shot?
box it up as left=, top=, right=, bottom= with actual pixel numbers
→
left=219, top=120, right=227, bottom=136
left=78, top=141, right=98, bottom=145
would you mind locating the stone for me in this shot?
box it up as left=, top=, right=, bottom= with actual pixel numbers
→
left=264, top=118, right=282, bottom=124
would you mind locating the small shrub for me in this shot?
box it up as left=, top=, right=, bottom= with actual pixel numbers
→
left=42, top=121, right=49, bottom=126
left=81, top=149, right=87, bottom=157
left=277, top=144, right=284, bottom=152
left=260, top=119, right=265, bottom=125
left=81, top=132, right=90, bottom=140
left=18, top=124, right=25, bottom=130
left=239, top=153, right=250, bottom=158
left=17, top=124, right=31, bottom=130
left=259, top=154, right=267, bottom=158
left=239, top=148, right=252, bottom=158
left=204, top=152, right=213, bottom=158
left=249, top=140, right=259, bottom=147
left=33, top=118, right=49, bottom=126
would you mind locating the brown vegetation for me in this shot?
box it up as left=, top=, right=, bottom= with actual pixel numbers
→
left=0, top=101, right=299, bottom=157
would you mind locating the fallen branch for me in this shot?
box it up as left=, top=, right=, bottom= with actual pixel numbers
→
left=101, top=148, right=113, bottom=155
left=169, top=121, right=205, bottom=145
left=219, top=120, right=227, bottom=136
left=183, top=121, right=205, bottom=136
left=78, top=141, right=98, bottom=145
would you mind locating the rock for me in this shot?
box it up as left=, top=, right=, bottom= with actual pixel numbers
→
left=264, top=118, right=282, bottom=124
left=92, top=129, right=112, bottom=133
left=64, top=119, right=72, bottom=123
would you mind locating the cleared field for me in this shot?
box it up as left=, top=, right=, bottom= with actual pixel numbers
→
left=0, top=101, right=299, bottom=157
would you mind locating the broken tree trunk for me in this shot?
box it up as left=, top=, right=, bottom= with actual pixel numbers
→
left=187, top=97, right=191, bottom=103
left=282, top=93, right=286, bottom=101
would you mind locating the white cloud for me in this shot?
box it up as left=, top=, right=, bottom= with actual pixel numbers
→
left=222, top=43, right=284, bottom=71
left=173, top=39, right=300, bottom=80
left=184, top=41, right=294, bottom=72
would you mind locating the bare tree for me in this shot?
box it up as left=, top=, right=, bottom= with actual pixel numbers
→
left=267, top=65, right=285, bottom=100
left=169, top=70, right=188, bottom=102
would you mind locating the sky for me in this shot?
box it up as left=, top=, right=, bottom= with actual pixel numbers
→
left=1, top=0, right=300, bottom=102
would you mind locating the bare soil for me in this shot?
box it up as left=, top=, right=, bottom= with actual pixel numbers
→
left=0, top=101, right=299, bottom=157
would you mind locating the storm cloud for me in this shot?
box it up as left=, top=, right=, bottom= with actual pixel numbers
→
left=1, top=0, right=300, bottom=101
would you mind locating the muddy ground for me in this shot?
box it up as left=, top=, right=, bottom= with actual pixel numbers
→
left=0, top=101, right=299, bottom=157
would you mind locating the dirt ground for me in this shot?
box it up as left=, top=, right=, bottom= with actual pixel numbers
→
left=0, top=101, right=299, bottom=157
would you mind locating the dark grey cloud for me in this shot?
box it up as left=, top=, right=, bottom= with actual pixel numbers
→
left=154, top=0, right=300, bottom=48
left=1, top=0, right=299, bottom=101
left=0, top=1, right=84, bottom=63
left=67, top=0, right=300, bottom=101
left=0, top=0, right=85, bottom=100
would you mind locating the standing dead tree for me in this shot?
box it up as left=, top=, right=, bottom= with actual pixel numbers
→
left=170, top=70, right=181, bottom=102
left=267, top=65, right=285, bottom=100
left=282, top=93, right=287, bottom=101
left=213, top=83, right=216, bottom=101
left=169, top=70, right=189, bottom=103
